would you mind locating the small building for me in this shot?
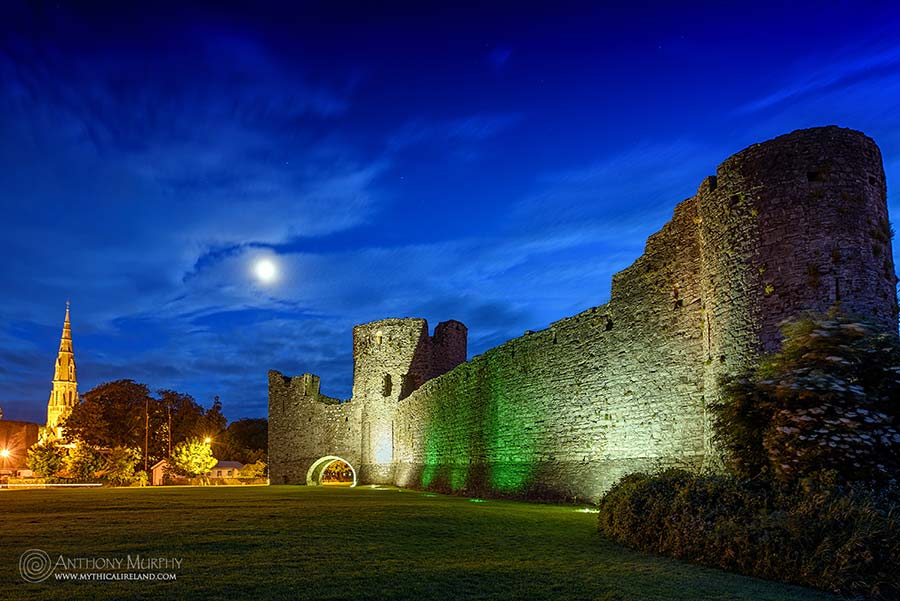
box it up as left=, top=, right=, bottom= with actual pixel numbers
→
left=150, top=459, right=169, bottom=486
left=0, top=419, right=41, bottom=476
left=208, top=460, right=244, bottom=479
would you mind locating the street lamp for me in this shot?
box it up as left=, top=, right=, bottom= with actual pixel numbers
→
left=0, top=449, right=9, bottom=458
left=204, top=437, right=212, bottom=444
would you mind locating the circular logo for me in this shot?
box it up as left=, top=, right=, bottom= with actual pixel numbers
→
left=19, top=549, right=54, bottom=583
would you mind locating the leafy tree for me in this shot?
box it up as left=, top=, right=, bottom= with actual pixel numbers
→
left=134, top=470, right=148, bottom=487
left=713, top=312, right=900, bottom=482
left=171, top=437, right=218, bottom=481
left=104, top=446, right=140, bottom=486
left=220, top=418, right=267, bottom=463
left=204, top=396, right=227, bottom=435
left=64, top=380, right=154, bottom=450
left=160, top=389, right=210, bottom=449
left=63, top=382, right=228, bottom=470
left=26, top=440, right=65, bottom=478
left=239, top=460, right=267, bottom=478
left=64, top=443, right=105, bottom=481
left=243, top=448, right=267, bottom=465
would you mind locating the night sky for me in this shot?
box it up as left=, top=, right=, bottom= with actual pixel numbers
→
left=2, top=2, right=900, bottom=423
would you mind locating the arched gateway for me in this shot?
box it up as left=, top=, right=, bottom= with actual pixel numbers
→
left=306, top=456, right=357, bottom=487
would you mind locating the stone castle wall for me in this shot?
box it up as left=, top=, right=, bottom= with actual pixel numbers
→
left=392, top=193, right=708, bottom=498
left=268, top=126, right=898, bottom=500
left=267, top=373, right=359, bottom=484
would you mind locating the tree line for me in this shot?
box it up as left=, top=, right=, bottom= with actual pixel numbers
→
left=27, top=379, right=267, bottom=485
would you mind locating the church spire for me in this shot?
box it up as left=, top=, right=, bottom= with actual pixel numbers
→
left=46, top=301, right=78, bottom=440
left=59, top=300, right=72, bottom=354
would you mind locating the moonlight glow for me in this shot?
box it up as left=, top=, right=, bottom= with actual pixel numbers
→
left=254, top=258, right=278, bottom=284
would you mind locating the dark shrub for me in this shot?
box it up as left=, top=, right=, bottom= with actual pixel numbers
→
left=598, top=470, right=900, bottom=599
left=712, top=312, right=900, bottom=482
left=601, top=312, right=900, bottom=597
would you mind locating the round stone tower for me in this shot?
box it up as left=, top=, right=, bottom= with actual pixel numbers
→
left=698, top=126, right=897, bottom=397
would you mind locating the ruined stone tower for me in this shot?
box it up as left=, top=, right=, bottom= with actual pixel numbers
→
left=46, top=302, right=78, bottom=439
left=268, top=318, right=467, bottom=485
left=353, top=318, right=468, bottom=483
left=269, top=126, right=897, bottom=500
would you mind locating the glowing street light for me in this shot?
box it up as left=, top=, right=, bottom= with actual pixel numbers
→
left=0, top=449, right=9, bottom=458
left=204, top=437, right=212, bottom=445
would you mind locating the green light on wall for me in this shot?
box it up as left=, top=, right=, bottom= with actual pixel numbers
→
left=489, top=464, right=530, bottom=493
left=421, top=463, right=438, bottom=488
left=449, top=467, right=466, bottom=491
left=419, top=374, right=475, bottom=491
left=421, top=419, right=445, bottom=488
left=485, top=365, right=535, bottom=493
left=416, top=356, right=538, bottom=494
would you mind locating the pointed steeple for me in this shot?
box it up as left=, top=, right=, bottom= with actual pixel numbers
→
left=46, top=301, right=78, bottom=439
left=59, top=300, right=73, bottom=354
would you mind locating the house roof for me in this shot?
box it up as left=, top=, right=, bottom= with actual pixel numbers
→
left=150, top=459, right=168, bottom=470
left=211, top=460, right=244, bottom=470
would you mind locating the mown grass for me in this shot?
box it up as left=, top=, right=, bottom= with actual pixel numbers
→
left=0, top=486, right=839, bottom=600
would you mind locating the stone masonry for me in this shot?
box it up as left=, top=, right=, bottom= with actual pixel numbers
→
left=268, top=126, right=898, bottom=501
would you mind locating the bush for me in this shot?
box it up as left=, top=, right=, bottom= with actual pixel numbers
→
left=713, top=312, right=900, bottom=482
left=26, top=440, right=66, bottom=478
left=104, top=447, right=141, bottom=486
left=64, top=443, right=106, bottom=481
left=239, top=460, right=267, bottom=479
left=601, top=312, right=900, bottom=597
left=597, top=470, right=900, bottom=599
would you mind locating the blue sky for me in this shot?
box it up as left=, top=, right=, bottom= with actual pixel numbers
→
left=2, top=1, right=900, bottom=423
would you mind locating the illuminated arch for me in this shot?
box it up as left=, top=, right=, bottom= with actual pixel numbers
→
left=306, top=456, right=357, bottom=487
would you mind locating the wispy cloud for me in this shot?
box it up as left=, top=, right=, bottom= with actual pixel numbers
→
left=0, top=121, right=719, bottom=419
left=387, top=113, right=523, bottom=153
left=0, top=24, right=387, bottom=304
left=512, top=139, right=715, bottom=250
left=738, top=41, right=900, bottom=115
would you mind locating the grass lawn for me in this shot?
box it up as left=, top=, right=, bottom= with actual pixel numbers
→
left=1, top=485, right=839, bottom=601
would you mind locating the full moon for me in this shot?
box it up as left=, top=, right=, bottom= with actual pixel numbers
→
left=254, top=258, right=278, bottom=284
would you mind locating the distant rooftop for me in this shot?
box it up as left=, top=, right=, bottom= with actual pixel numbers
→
left=211, top=461, right=244, bottom=470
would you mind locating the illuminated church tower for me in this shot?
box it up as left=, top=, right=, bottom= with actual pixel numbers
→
left=46, top=302, right=78, bottom=439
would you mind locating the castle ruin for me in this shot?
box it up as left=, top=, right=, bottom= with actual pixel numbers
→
left=268, top=126, right=898, bottom=501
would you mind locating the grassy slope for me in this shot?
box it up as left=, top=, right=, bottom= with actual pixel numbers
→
left=0, top=486, right=838, bottom=601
